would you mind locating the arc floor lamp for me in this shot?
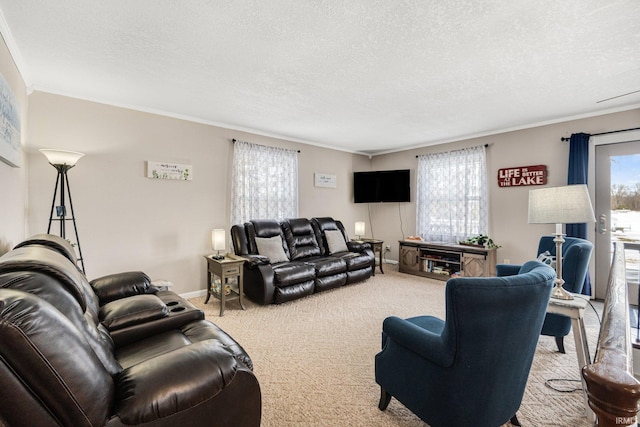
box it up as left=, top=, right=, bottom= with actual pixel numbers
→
left=40, top=149, right=86, bottom=273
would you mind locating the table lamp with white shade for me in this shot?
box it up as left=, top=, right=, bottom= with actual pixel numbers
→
left=355, top=221, right=365, bottom=240
left=528, top=184, right=596, bottom=300
left=211, top=229, right=226, bottom=260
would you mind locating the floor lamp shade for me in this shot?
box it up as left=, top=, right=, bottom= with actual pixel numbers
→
left=39, top=149, right=84, bottom=167
left=528, top=184, right=595, bottom=299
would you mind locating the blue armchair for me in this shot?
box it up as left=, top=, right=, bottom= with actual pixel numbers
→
left=496, top=236, right=593, bottom=353
left=375, top=261, right=555, bottom=427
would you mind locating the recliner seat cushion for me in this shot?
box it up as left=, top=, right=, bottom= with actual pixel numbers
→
left=115, top=319, right=253, bottom=371
left=274, top=280, right=314, bottom=303
left=314, top=273, right=347, bottom=291
left=304, top=257, right=347, bottom=276
left=114, top=339, right=239, bottom=425
left=272, top=262, right=315, bottom=286
left=333, top=252, right=372, bottom=271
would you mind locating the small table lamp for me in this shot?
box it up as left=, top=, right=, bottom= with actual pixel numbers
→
left=211, top=229, right=226, bottom=260
left=528, top=184, right=596, bottom=300
left=355, top=221, right=365, bottom=240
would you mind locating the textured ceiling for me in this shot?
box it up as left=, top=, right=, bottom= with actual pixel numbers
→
left=1, top=1, right=639, bottom=155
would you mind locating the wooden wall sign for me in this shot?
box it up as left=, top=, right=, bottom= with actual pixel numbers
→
left=146, top=161, right=193, bottom=180
left=498, top=165, right=547, bottom=187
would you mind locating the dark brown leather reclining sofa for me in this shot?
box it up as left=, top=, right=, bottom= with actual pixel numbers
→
left=0, top=234, right=261, bottom=427
left=231, top=217, right=375, bottom=305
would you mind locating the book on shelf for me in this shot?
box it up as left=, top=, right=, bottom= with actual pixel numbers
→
left=211, top=279, right=232, bottom=296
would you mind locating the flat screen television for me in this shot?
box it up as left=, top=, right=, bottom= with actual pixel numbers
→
left=353, top=169, right=410, bottom=203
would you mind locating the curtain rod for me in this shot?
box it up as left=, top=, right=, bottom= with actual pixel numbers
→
left=415, top=143, right=489, bottom=158
left=232, top=138, right=300, bottom=153
left=560, top=127, right=640, bottom=141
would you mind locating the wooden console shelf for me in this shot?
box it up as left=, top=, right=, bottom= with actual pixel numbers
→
left=399, top=240, right=496, bottom=281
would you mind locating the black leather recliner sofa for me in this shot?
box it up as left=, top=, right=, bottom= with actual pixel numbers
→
left=0, top=234, right=261, bottom=427
left=231, top=217, right=374, bottom=305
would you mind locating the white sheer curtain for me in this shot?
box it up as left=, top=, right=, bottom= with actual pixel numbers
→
left=416, top=145, right=488, bottom=243
left=231, top=140, right=298, bottom=226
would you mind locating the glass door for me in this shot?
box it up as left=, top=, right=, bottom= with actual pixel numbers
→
left=594, top=141, right=640, bottom=302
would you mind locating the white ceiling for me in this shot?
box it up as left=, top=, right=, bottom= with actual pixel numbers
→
left=1, top=1, right=639, bottom=155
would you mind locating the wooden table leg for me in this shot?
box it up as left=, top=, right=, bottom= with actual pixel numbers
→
left=572, top=316, right=594, bottom=423
left=238, top=272, right=246, bottom=310
left=219, top=277, right=226, bottom=316
left=205, top=270, right=212, bottom=304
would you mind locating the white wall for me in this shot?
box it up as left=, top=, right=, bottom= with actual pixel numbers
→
left=8, top=37, right=639, bottom=298
left=26, top=91, right=370, bottom=294
left=0, top=35, right=27, bottom=255
left=368, top=109, right=640, bottom=278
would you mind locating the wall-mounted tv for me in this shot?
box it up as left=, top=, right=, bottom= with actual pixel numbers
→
left=353, top=169, right=410, bottom=203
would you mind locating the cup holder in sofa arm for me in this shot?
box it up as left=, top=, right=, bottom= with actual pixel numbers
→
left=170, top=306, right=186, bottom=312
left=166, top=300, right=180, bottom=306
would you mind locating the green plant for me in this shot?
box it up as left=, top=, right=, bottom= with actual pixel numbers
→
left=460, top=234, right=501, bottom=249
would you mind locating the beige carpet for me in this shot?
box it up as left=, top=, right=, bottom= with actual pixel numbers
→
left=190, top=265, right=599, bottom=427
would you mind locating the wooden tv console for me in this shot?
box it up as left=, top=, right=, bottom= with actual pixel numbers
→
left=399, top=240, right=496, bottom=281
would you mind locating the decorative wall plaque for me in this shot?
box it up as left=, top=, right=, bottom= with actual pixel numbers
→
left=497, top=165, right=547, bottom=187
left=314, top=173, right=336, bottom=188
left=146, top=161, right=192, bottom=180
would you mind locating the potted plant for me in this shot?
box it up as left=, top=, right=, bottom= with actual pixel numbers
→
left=459, top=234, right=500, bottom=249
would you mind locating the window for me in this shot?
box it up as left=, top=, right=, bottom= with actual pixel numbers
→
left=416, top=145, right=488, bottom=243
left=230, top=140, right=298, bottom=226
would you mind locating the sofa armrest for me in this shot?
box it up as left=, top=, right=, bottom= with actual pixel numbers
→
left=114, top=340, right=239, bottom=424
left=99, top=294, right=169, bottom=331
left=496, top=264, right=521, bottom=277
left=347, top=241, right=370, bottom=253
left=107, top=293, right=205, bottom=348
left=91, top=271, right=159, bottom=304
left=382, top=316, right=454, bottom=367
left=243, top=254, right=271, bottom=268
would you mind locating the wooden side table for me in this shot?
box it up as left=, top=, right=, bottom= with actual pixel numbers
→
left=547, top=294, right=594, bottom=423
left=204, top=254, right=245, bottom=316
left=353, top=238, right=384, bottom=275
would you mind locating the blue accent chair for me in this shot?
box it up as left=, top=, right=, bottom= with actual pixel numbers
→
left=375, top=261, right=555, bottom=427
left=496, top=236, right=593, bottom=353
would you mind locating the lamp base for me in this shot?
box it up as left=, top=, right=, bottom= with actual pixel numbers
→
left=550, top=282, right=574, bottom=300
left=550, top=231, right=573, bottom=300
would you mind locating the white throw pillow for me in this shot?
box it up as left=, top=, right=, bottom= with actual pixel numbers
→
left=325, top=230, right=348, bottom=254
left=255, top=235, right=289, bottom=263
left=537, top=250, right=557, bottom=269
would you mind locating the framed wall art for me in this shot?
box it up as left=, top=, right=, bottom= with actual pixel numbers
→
left=146, top=161, right=193, bottom=180
left=0, top=72, right=21, bottom=167
left=314, top=172, right=336, bottom=188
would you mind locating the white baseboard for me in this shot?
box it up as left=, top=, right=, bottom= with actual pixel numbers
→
left=180, top=289, right=207, bottom=299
